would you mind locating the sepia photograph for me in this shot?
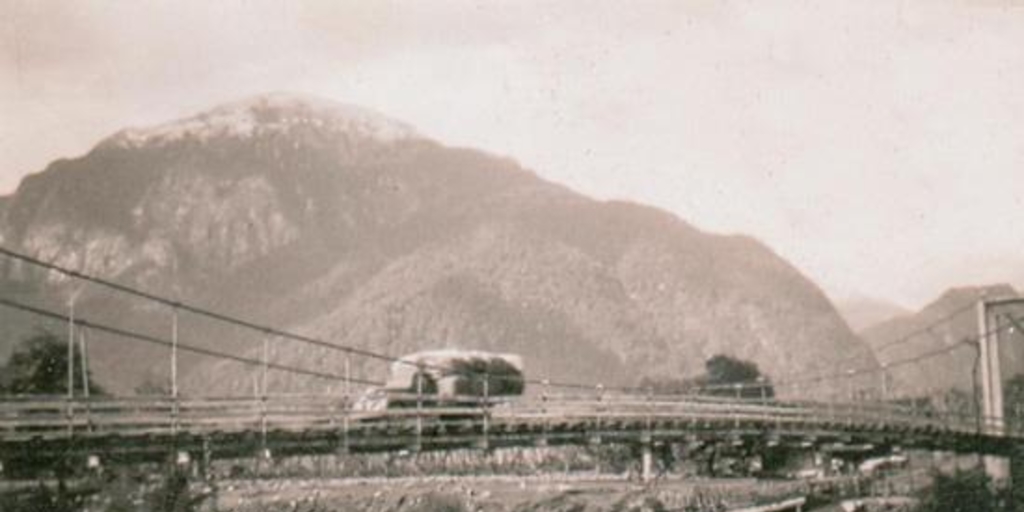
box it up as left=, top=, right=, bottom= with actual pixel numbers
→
left=2, top=1, right=1023, bottom=511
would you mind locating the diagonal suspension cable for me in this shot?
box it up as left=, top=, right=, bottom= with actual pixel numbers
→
left=6, top=244, right=1008, bottom=397
left=0, top=246, right=394, bottom=362
left=871, top=301, right=979, bottom=353
left=0, top=297, right=383, bottom=386
left=0, top=245, right=618, bottom=392
left=771, top=316, right=1021, bottom=391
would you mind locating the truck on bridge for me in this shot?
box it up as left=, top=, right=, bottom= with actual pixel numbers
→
left=354, top=349, right=525, bottom=411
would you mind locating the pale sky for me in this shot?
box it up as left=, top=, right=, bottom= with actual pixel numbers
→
left=2, top=0, right=1023, bottom=308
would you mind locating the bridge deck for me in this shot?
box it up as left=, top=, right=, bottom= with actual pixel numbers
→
left=0, top=394, right=1018, bottom=465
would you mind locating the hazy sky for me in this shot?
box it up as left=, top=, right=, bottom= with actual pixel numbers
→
left=2, top=0, right=1023, bottom=308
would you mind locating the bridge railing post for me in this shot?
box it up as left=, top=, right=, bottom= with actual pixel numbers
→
left=913, top=399, right=925, bottom=432
left=733, top=383, right=742, bottom=429
left=827, top=385, right=836, bottom=426
left=541, top=379, right=550, bottom=444
left=645, top=385, right=653, bottom=436
left=541, top=379, right=549, bottom=414
left=845, top=369, right=855, bottom=429
left=756, top=376, right=773, bottom=429
left=1014, top=403, right=1024, bottom=437
left=880, top=364, right=889, bottom=403
left=481, top=373, right=490, bottom=450
left=65, top=396, right=75, bottom=439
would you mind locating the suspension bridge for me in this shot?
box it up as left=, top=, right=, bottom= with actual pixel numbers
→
left=1, top=246, right=1023, bottom=486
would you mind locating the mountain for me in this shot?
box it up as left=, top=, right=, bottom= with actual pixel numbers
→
left=0, top=92, right=878, bottom=398
left=862, top=284, right=1022, bottom=398
left=835, top=295, right=910, bottom=332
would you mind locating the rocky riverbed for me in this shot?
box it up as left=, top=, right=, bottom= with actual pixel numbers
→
left=204, top=475, right=818, bottom=512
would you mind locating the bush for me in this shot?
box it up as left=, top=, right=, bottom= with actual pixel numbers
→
left=915, top=469, right=1009, bottom=512
left=1, top=330, right=105, bottom=396
left=0, top=481, right=80, bottom=512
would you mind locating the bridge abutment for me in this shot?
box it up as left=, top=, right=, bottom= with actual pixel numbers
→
left=984, top=455, right=1010, bottom=488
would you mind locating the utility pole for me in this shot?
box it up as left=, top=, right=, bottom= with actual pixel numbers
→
left=79, top=328, right=92, bottom=432
left=847, top=369, right=855, bottom=403
left=880, top=365, right=889, bottom=402
left=171, top=306, right=179, bottom=436
left=78, top=329, right=90, bottom=399
left=66, top=293, right=76, bottom=438
left=260, top=334, right=270, bottom=460
left=65, top=283, right=87, bottom=437
left=67, top=294, right=76, bottom=399
left=343, top=354, right=351, bottom=454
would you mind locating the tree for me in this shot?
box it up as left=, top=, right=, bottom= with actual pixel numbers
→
left=705, top=354, right=760, bottom=384
left=1006, top=374, right=1024, bottom=509
left=1005, top=374, right=1024, bottom=421
left=703, top=354, right=774, bottom=399
left=450, top=357, right=524, bottom=396
left=916, top=469, right=1009, bottom=512
left=635, top=354, right=775, bottom=399
left=0, top=330, right=105, bottom=396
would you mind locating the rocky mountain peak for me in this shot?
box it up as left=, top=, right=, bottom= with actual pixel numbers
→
left=101, top=91, right=420, bottom=150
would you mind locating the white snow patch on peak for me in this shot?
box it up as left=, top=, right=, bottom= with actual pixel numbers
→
left=104, top=92, right=420, bottom=149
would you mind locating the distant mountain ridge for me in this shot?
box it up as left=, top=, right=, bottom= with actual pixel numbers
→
left=0, top=92, right=878, bottom=398
left=862, top=284, right=1022, bottom=397
left=836, top=295, right=910, bottom=332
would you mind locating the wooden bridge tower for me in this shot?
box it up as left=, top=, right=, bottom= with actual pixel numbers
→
left=977, top=297, right=1024, bottom=486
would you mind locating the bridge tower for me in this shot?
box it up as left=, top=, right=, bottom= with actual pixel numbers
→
left=977, top=297, right=1024, bottom=486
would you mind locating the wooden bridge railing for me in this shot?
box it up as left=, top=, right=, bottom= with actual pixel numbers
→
left=0, top=393, right=1020, bottom=444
